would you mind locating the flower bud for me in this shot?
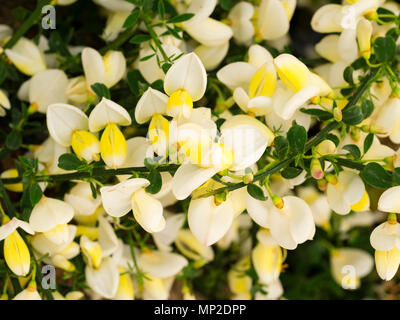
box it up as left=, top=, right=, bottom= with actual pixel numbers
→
left=310, top=158, right=324, bottom=180
left=360, top=124, right=387, bottom=135
left=350, top=127, right=360, bottom=142
left=325, top=173, right=338, bottom=185
left=315, top=140, right=336, bottom=156
left=317, top=179, right=327, bottom=191
left=243, top=173, right=254, bottom=184
left=356, top=18, right=372, bottom=60
left=272, top=195, right=284, bottom=209
left=333, top=107, right=342, bottom=122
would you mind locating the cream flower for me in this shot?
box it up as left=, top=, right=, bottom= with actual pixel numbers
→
left=330, top=248, right=373, bottom=290
left=82, top=47, right=126, bottom=92
left=5, top=38, right=46, bottom=76
left=100, top=178, right=166, bottom=233
left=326, top=171, right=365, bottom=215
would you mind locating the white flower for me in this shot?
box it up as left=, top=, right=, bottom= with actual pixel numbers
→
left=330, top=248, right=373, bottom=290
left=82, top=47, right=126, bottom=92
left=5, top=38, right=46, bottom=76
left=326, top=171, right=365, bottom=215
left=100, top=179, right=166, bottom=233
left=29, top=196, right=74, bottom=232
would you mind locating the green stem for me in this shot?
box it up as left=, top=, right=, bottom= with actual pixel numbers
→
left=99, top=25, right=138, bottom=55
left=3, top=0, right=52, bottom=49
left=143, top=18, right=170, bottom=64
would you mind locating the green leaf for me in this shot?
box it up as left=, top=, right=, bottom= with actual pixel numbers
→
left=90, top=182, right=98, bottom=199
left=139, top=53, right=155, bottom=61
left=0, top=62, right=6, bottom=86
left=361, top=100, right=374, bottom=119
left=247, top=183, right=267, bottom=201
left=274, top=136, right=289, bottom=160
left=58, top=153, right=82, bottom=171
left=281, top=167, right=303, bottom=179
left=6, top=131, right=22, bottom=150
left=363, top=133, right=374, bottom=154
left=91, top=83, right=111, bottom=99
left=326, top=133, right=340, bottom=146
left=220, top=0, right=234, bottom=10
left=30, top=183, right=43, bottom=206
left=373, top=37, right=396, bottom=62
left=123, top=8, right=141, bottom=28
left=127, top=70, right=143, bottom=97
left=146, top=170, right=162, bottom=194
left=343, top=66, right=354, bottom=85
left=167, top=13, right=194, bottom=24
left=361, top=162, right=392, bottom=188
left=287, top=124, right=307, bottom=154
left=343, top=144, right=361, bottom=160
left=342, top=105, right=363, bottom=125
left=377, top=7, right=396, bottom=23
left=300, top=108, right=332, bottom=121
left=158, top=0, right=165, bottom=19
left=393, top=168, right=400, bottom=185
left=129, top=34, right=151, bottom=44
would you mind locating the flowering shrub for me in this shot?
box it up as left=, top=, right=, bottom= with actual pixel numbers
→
left=0, top=0, right=400, bottom=300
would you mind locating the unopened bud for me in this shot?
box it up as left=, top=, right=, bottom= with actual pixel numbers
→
left=360, top=124, right=386, bottom=135
left=310, top=158, right=324, bottom=180
left=272, top=195, right=284, bottom=209
left=193, top=259, right=206, bottom=269
left=214, top=191, right=227, bottom=205
left=317, top=179, right=327, bottom=191
left=384, top=156, right=395, bottom=171
left=310, top=96, right=321, bottom=105
left=243, top=173, right=254, bottom=184
left=315, top=140, right=336, bottom=156
left=325, top=173, right=338, bottom=185
left=350, top=127, right=360, bottom=142
left=333, top=108, right=342, bottom=122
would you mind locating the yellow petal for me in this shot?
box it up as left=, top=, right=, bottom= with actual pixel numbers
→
left=1, top=169, right=23, bottom=192
left=248, top=63, right=277, bottom=98
left=4, top=231, right=30, bottom=277
left=100, top=123, right=127, bottom=168
left=72, top=130, right=100, bottom=163
left=166, top=89, right=193, bottom=119
left=274, top=53, right=310, bottom=92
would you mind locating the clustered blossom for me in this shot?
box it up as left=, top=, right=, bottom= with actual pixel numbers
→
left=1, top=0, right=400, bottom=301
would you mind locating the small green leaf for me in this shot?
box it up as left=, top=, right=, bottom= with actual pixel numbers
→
left=300, top=108, right=332, bottom=121
left=30, top=183, right=43, bottom=206
left=158, top=0, right=165, bottom=19
left=129, top=34, right=151, bottom=44
left=361, top=100, right=374, bottom=119
left=127, top=70, right=143, bottom=97
left=139, top=53, right=156, bottom=61
left=6, top=131, right=22, bottom=150
left=393, top=168, right=400, bottom=185
left=342, top=105, right=364, bottom=125
left=343, top=144, right=361, bottom=160
left=343, top=66, right=354, bottom=85
left=326, top=133, right=340, bottom=146
left=361, top=162, right=392, bottom=188
left=90, top=182, right=97, bottom=199
left=91, top=83, right=110, bottom=99
left=123, top=8, right=141, bottom=28
left=373, top=36, right=396, bottom=62
left=167, top=13, right=194, bottom=24
left=281, top=167, right=303, bottom=179
left=58, top=153, right=82, bottom=171
left=146, top=170, right=162, bottom=194
left=274, top=136, right=289, bottom=160
left=287, top=124, right=307, bottom=155
left=363, top=133, right=374, bottom=154
left=247, top=183, right=267, bottom=201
